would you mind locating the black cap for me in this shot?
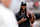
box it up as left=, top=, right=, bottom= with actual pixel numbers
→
left=21, top=2, right=27, bottom=6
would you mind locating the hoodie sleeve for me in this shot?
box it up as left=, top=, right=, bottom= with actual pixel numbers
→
left=27, top=10, right=32, bottom=15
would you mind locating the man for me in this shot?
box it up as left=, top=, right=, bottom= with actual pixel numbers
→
left=0, top=2, right=18, bottom=27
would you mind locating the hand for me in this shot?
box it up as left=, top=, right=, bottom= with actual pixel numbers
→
left=31, top=14, right=36, bottom=18
left=24, top=18, right=27, bottom=21
left=18, top=17, right=25, bottom=24
left=21, top=17, right=27, bottom=23
left=18, top=17, right=27, bottom=24
left=21, top=17, right=25, bottom=21
left=31, top=24, right=33, bottom=27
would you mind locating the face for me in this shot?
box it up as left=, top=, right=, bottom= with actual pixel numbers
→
left=0, top=0, right=1, bottom=3
left=1, top=0, right=11, bottom=8
left=21, top=6, right=26, bottom=10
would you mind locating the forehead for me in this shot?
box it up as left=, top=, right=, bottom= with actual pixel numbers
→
left=2, top=0, right=10, bottom=1
left=22, top=5, right=26, bottom=6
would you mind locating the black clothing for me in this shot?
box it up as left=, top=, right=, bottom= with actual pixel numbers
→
left=16, top=12, right=31, bottom=27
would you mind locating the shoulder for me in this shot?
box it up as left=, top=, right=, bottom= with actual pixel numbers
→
left=27, top=10, right=32, bottom=14
left=27, top=10, right=31, bottom=13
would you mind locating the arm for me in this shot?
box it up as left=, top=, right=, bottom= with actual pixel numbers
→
left=27, top=10, right=36, bottom=24
left=27, top=10, right=36, bottom=18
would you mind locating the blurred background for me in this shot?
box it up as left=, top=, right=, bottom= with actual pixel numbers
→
left=10, top=0, right=40, bottom=19
left=10, top=0, right=40, bottom=20
left=10, top=0, right=40, bottom=14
